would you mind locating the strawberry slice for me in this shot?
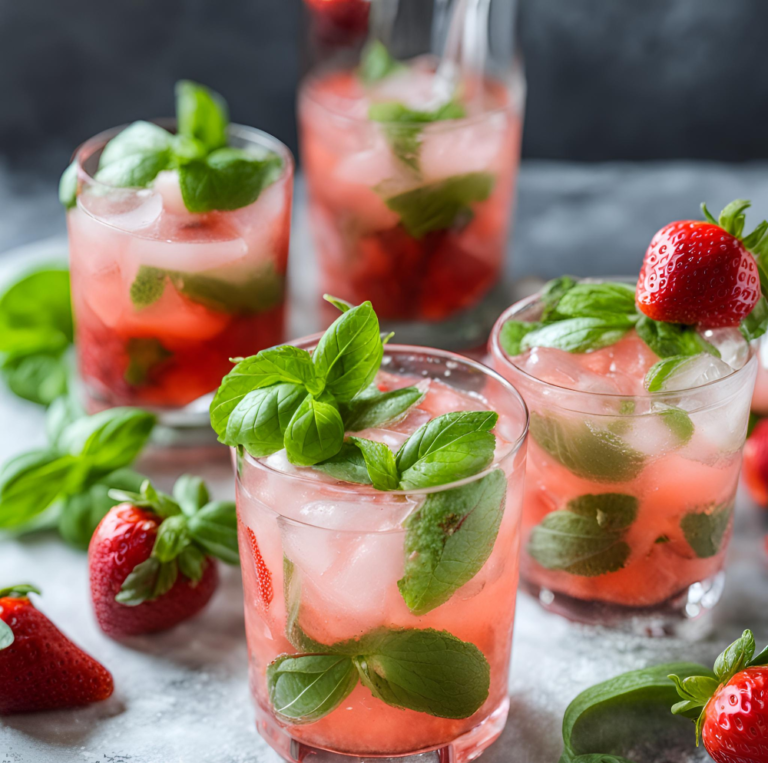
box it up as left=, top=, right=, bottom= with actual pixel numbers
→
left=245, top=525, right=274, bottom=610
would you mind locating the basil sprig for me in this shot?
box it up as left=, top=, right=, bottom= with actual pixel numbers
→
left=110, top=475, right=238, bottom=606
left=59, top=80, right=282, bottom=213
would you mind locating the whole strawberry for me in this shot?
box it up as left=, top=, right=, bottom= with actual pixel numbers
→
left=742, top=418, right=768, bottom=506
left=670, top=630, right=768, bottom=763
left=89, top=475, right=239, bottom=638
left=0, top=585, right=113, bottom=714
left=637, top=200, right=765, bottom=327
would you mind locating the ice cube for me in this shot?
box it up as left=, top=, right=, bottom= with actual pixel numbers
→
left=152, top=170, right=189, bottom=217
left=296, top=496, right=419, bottom=533
left=515, top=347, right=623, bottom=394
left=225, top=180, right=288, bottom=259
left=100, top=188, right=163, bottom=232
left=127, top=229, right=249, bottom=273
left=653, top=354, right=734, bottom=392
left=702, top=327, right=750, bottom=371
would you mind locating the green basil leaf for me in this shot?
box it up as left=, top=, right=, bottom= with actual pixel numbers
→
left=128, top=266, right=166, bottom=309
left=527, top=493, right=637, bottom=577
left=644, top=355, right=693, bottom=392
left=741, top=295, right=768, bottom=342
left=178, top=544, right=207, bottom=585
left=358, top=40, right=405, bottom=85
left=383, top=172, right=495, bottom=239
left=657, top=405, right=694, bottom=445
left=398, top=469, right=506, bottom=615
left=668, top=674, right=720, bottom=705
left=46, top=394, right=84, bottom=448
left=347, top=437, right=399, bottom=490
left=339, top=385, right=425, bottom=431
left=153, top=514, right=191, bottom=563
left=283, top=557, right=328, bottom=653
left=313, top=442, right=372, bottom=485
left=267, top=653, right=358, bottom=724
left=554, top=282, right=637, bottom=319
left=396, top=410, right=498, bottom=489
left=313, top=301, right=383, bottom=402
left=2, top=351, right=68, bottom=405
left=96, top=150, right=172, bottom=189
left=521, top=316, right=634, bottom=354
left=59, top=162, right=78, bottom=209
left=116, top=557, right=178, bottom=606
left=0, top=619, right=14, bottom=651
left=635, top=315, right=719, bottom=359
left=224, top=383, right=307, bottom=455
left=0, top=450, right=80, bottom=530
left=99, top=121, right=174, bottom=167
left=529, top=412, right=646, bottom=483
left=175, top=80, right=229, bottom=152
left=109, top=479, right=181, bottom=519
left=284, top=394, right=345, bottom=467
left=541, top=276, right=578, bottom=320
left=178, top=147, right=282, bottom=213
left=498, top=320, right=543, bottom=357
left=187, top=500, right=239, bottom=565
left=173, top=474, right=210, bottom=517
left=352, top=628, right=490, bottom=719
left=323, top=294, right=353, bottom=313
left=124, top=337, right=172, bottom=386
left=680, top=502, right=733, bottom=559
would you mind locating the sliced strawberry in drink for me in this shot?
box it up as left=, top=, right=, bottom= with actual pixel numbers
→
left=245, top=526, right=274, bottom=610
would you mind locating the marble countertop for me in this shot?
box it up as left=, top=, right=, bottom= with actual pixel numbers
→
left=3, top=163, right=768, bottom=762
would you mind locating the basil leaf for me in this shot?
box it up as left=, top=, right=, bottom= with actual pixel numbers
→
left=358, top=40, right=405, bottom=85
left=657, top=405, right=694, bottom=445
left=283, top=557, right=328, bottom=653
left=0, top=450, right=80, bottom=530
left=99, top=121, right=174, bottom=167
left=178, top=544, right=207, bottom=584
left=313, top=301, right=383, bottom=402
left=115, top=557, right=179, bottom=606
left=0, top=619, right=14, bottom=651
left=96, top=150, right=172, bottom=189
left=224, top=383, right=308, bottom=456
left=541, top=276, right=578, bottom=320
left=741, top=295, right=768, bottom=342
left=398, top=469, right=506, bottom=615
left=348, top=437, right=399, bottom=490
left=527, top=493, right=637, bottom=577
left=340, top=385, right=425, bottom=431
left=521, top=316, right=634, bottom=354
left=529, top=412, right=645, bottom=483
left=498, top=320, right=543, bottom=357
left=323, top=294, right=353, bottom=313
left=559, top=662, right=713, bottom=763
left=383, top=172, right=495, bottom=239
left=59, top=161, right=78, bottom=209
left=555, top=283, right=637, bottom=319
left=58, top=408, right=156, bottom=475
left=680, top=502, right=733, bottom=558
left=396, top=410, right=498, bottom=490
left=267, top=653, right=358, bottom=724
left=173, top=474, right=210, bottom=518
left=153, top=514, right=191, bottom=563
left=187, top=501, right=239, bottom=565
left=128, top=266, right=166, bottom=309
left=284, top=394, right=345, bottom=466
left=175, top=80, right=229, bottom=152
left=109, top=480, right=181, bottom=519
left=124, top=338, right=172, bottom=386
left=2, top=352, right=68, bottom=405
left=46, top=395, right=83, bottom=448
left=643, top=355, right=694, bottom=392
left=178, top=147, right=282, bottom=213
left=313, top=442, right=372, bottom=485
left=352, top=628, right=490, bottom=719
left=635, top=315, right=719, bottom=359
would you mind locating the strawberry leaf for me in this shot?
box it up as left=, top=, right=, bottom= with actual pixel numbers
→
left=152, top=515, right=191, bottom=563
left=714, top=629, right=756, bottom=683
left=116, top=557, right=179, bottom=606
left=187, top=501, right=239, bottom=565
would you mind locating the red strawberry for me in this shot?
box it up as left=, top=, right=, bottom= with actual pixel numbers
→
left=244, top=523, right=274, bottom=610
left=636, top=200, right=764, bottom=327
left=742, top=419, right=768, bottom=506
left=0, top=585, right=113, bottom=714
left=304, top=0, right=370, bottom=40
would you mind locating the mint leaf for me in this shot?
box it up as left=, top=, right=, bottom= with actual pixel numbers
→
left=352, top=628, right=490, bottom=719
left=396, top=410, right=498, bottom=489
left=358, top=40, right=405, bottom=85
left=540, top=276, right=578, bottom=320
left=555, top=282, right=637, bottom=319
left=152, top=515, right=191, bottom=563
left=187, top=501, right=239, bottom=565
left=173, top=474, right=210, bottom=518
left=498, top=320, right=543, bottom=357
left=521, top=316, right=634, bottom=354
left=178, top=147, right=282, bottom=213
left=59, top=162, right=78, bottom=209
left=313, top=301, right=383, bottom=402
left=529, top=412, right=645, bottom=483
left=339, top=385, right=425, bottom=430
left=284, top=394, right=345, bottom=466
left=125, top=337, right=172, bottom=386
left=313, top=442, right=372, bottom=485
left=636, top=315, right=719, bottom=359
left=741, top=295, right=768, bottom=341
left=348, top=437, right=399, bottom=490
left=527, top=493, right=637, bottom=577
left=680, top=503, right=733, bottom=558
left=223, top=382, right=307, bottom=455
left=175, top=80, right=229, bottom=152
left=398, top=469, right=506, bottom=615
left=383, top=172, right=494, bottom=239
left=267, top=653, right=358, bottom=724
left=115, top=556, right=178, bottom=606
left=0, top=619, right=14, bottom=651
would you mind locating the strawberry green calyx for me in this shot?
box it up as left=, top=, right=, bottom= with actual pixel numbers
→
left=0, top=584, right=41, bottom=599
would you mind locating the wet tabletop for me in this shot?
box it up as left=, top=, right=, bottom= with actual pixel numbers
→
left=3, top=164, right=768, bottom=762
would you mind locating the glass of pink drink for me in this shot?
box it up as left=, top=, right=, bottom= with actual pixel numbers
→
left=231, top=341, right=528, bottom=761
left=298, top=1, right=524, bottom=348
left=490, top=279, right=757, bottom=635
left=64, top=83, right=293, bottom=416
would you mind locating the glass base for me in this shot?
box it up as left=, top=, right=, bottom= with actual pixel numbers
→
left=521, top=573, right=725, bottom=638
left=255, top=697, right=509, bottom=763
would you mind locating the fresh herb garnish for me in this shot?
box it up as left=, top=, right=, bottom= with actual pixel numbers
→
left=680, top=502, right=733, bottom=558
left=358, top=40, right=406, bottom=86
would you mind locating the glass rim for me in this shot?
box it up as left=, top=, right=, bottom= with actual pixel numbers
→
left=298, top=55, right=523, bottom=130
left=237, top=337, right=530, bottom=505
left=73, top=119, right=294, bottom=196
left=489, top=286, right=759, bottom=404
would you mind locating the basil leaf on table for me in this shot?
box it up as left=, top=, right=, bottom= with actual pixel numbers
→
left=313, top=442, right=372, bottom=485
left=339, top=385, right=425, bottom=430
left=2, top=351, right=69, bottom=405
left=347, top=437, right=399, bottom=490
left=175, top=80, right=229, bottom=152
left=520, top=316, right=634, bottom=354
left=398, top=469, right=506, bottom=615
left=680, top=502, right=733, bottom=558
left=284, top=394, right=345, bottom=467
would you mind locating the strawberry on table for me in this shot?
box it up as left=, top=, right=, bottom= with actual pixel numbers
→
left=742, top=418, right=768, bottom=506
left=637, top=199, right=767, bottom=328
left=89, top=475, right=239, bottom=638
left=0, top=585, right=113, bottom=715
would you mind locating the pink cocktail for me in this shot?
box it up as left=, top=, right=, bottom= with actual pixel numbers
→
left=490, top=282, right=757, bottom=633
left=233, top=342, right=528, bottom=761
